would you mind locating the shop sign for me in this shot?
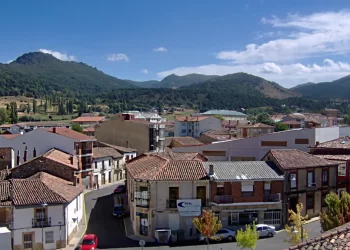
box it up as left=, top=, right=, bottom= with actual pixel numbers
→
left=176, top=199, right=201, bottom=216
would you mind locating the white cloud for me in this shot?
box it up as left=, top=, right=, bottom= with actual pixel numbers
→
left=141, top=69, right=149, bottom=74
left=153, top=47, right=168, bottom=52
left=216, top=11, right=350, bottom=64
left=39, top=49, right=76, bottom=61
left=107, top=53, right=129, bottom=62
left=157, top=59, right=350, bottom=87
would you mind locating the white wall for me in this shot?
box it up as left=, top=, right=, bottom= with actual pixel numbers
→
left=174, top=117, right=221, bottom=138
left=65, top=193, right=84, bottom=239
left=0, top=129, right=76, bottom=163
left=172, top=127, right=340, bottom=161
left=340, top=126, right=350, bottom=137
left=92, top=156, right=113, bottom=184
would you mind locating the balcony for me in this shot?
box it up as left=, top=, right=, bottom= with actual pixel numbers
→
left=306, top=183, right=318, bottom=190
left=136, top=199, right=149, bottom=208
left=134, top=191, right=150, bottom=200
left=263, top=193, right=281, bottom=202
left=32, top=217, right=51, bottom=228
left=82, top=149, right=93, bottom=155
left=213, top=195, right=233, bottom=204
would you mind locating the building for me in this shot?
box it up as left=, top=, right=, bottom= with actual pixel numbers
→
left=95, top=114, right=165, bottom=154
left=198, top=130, right=233, bottom=144
left=3, top=172, right=85, bottom=249
left=165, top=137, right=204, bottom=149
left=16, top=121, right=71, bottom=131
left=0, top=128, right=95, bottom=188
left=126, top=153, right=209, bottom=240
left=172, top=127, right=340, bottom=161
left=83, top=127, right=95, bottom=137
left=309, top=136, right=350, bottom=194
left=236, top=123, right=274, bottom=138
left=205, top=161, right=284, bottom=229
left=201, top=110, right=247, bottom=121
left=280, top=113, right=306, bottom=128
left=174, top=116, right=221, bottom=138
left=133, top=112, right=164, bottom=123
left=92, top=145, right=124, bottom=184
left=280, top=120, right=302, bottom=129
left=71, top=116, right=105, bottom=128
left=322, top=109, right=339, bottom=118
left=262, top=149, right=338, bottom=221
left=0, top=148, right=15, bottom=170
left=163, top=121, right=174, bottom=137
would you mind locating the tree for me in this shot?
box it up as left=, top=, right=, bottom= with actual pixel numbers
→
left=192, top=209, right=222, bottom=250
left=285, top=203, right=309, bottom=245
left=72, top=123, right=83, bottom=133
left=275, top=122, right=289, bottom=132
left=256, top=112, right=274, bottom=125
left=9, top=102, right=18, bottom=124
left=320, top=191, right=350, bottom=232
left=214, top=114, right=224, bottom=121
left=236, top=222, right=259, bottom=250
left=26, top=103, right=30, bottom=114
left=0, top=108, right=7, bottom=124
left=344, top=114, right=350, bottom=125
left=32, top=99, right=37, bottom=114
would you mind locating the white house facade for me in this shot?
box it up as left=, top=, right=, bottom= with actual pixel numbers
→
left=200, top=110, right=248, bottom=121
left=174, top=116, right=221, bottom=138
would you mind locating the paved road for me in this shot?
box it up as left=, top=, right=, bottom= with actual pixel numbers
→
left=84, top=185, right=323, bottom=250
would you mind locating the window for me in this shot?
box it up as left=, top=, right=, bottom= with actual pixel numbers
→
left=307, top=171, right=314, bottom=187
left=338, top=164, right=346, bottom=176
left=228, top=212, right=239, bottom=226
left=322, top=169, right=329, bottom=186
left=102, top=161, right=105, bottom=170
left=76, top=197, right=79, bottom=212
left=322, top=193, right=328, bottom=207
left=264, top=183, right=271, bottom=195
left=23, top=233, right=33, bottom=249
left=196, top=186, right=206, bottom=206
left=241, top=182, right=254, bottom=197
left=264, top=210, right=281, bottom=225
left=181, top=129, right=186, bottom=133
left=168, top=187, right=179, bottom=208
left=45, top=231, right=54, bottom=243
left=290, top=173, right=297, bottom=189
left=94, top=161, right=97, bottom=169
left=216, top=185, right=224, bottom=195
left=109, top=159, right=111, bottom=166
left=306, top=194, right=314, bottom=210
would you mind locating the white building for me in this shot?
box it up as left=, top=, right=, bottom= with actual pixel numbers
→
left=174, top=116, right=221, bottom=138
left=200, top=110, right=247, bottom=121
left=172, top=127, right=340, bottom=161
left=5, top=172, right=84, bottom=249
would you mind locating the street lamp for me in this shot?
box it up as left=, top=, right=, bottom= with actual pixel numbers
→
left=41, top=203, right=48, bottom=249
left=292, top=223, right=304, bottom=243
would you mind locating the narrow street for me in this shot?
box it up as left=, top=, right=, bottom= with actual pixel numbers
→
left=83, top=185, right=323, bottom=250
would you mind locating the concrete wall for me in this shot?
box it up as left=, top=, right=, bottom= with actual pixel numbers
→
left=172, top=127, right=340, bottom=161
left=65, top=194, right=84, bottom=243
left=174, top=117, right=221, bottom=138
left=340, top=126, right=350, bottom=137
left=95, top=117, right=150, bottom=154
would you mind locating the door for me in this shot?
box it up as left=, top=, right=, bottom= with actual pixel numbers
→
left=196, top=186, right=206, bottom=207
left=94, top=175, right=98, bottom=185
left=109, top=172, right=112, bottom=183
left=101, top=174, right=105, bottom=185
left=23, top=233, right=33, bottom=250
left=289, top=197, right=298, bottom=213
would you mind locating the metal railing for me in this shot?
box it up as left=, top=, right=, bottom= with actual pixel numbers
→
left=263, top=193, right=281, bottom=202
left=32, top=217, right=51, bottom=228
left=213, top=195, right=233, bottom=204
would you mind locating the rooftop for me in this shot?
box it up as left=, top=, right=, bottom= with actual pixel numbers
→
left=17, top=121, right=70, bottom=127
left=0, top=134, right=22, bottom=140
left=204, top=161, right=283, bottom=181
left=43, top=148, right=78, bottom=169
left=170, top=137, right=204, bottom=147
left=95, top=141, right=137, bottom=153
left=93, top=147, right=123, bottom=159
left=237, top=122, right=274, bottom=128
left=126, top=155, right=207, bottom=181
left=83, top=127, right=95, bottom=132
left=44, top=127, right=95, bottom=141
left=314, top=154, right=350, bottom=162
left=201, top=110, right=247, bottom=116
left=312, top=136, right=350, bottom=149
left=268, top=149, right=337, bottom=170
left=145, top=151, right=207, bottom=161
left=175, top=116, right=211, bottom=122
left=280, top=120, right=301, bottom=125
left=72, top=116, right=105, bottom=122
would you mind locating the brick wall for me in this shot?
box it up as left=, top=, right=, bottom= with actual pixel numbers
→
left=11, top=157, right=80, bottom=182
left=271, top=180, right=284, bottom=198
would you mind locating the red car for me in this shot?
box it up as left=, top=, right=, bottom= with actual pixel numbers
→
left=114, top=184, right=126, bottom=193
left=81, top=234, right=98, bottom=250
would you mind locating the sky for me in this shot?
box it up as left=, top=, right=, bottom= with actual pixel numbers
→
left=1, top=0, right=350, bottom=87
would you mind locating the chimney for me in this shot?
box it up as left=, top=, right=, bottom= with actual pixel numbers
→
left=53, top=127, right=56, bottom=133
left=209, top=164, right=214, bottom=175
left=70, top=156, right=74, bottom=165
left=16, top=150, right=20, bottom=166
left=23, top=146, right=27, bottom=162
left=33, top=147, right=37, bottom=158
left=316, top=141, right=320, bottom=146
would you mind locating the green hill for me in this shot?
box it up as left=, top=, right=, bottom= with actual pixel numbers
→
left=0, top=52, right=136, bottom=97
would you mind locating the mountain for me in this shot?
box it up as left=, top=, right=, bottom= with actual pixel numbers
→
left=128, top=73, right=219, bottom=88
left=0, top=52, right=136, bottom=97
left=292, top=76, right=350, bottom=99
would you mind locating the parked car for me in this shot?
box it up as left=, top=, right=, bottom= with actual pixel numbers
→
left=199, top=228, right=236, bottom=242
left=113, top=204, right=125, bottom=217
left=114, top=184, right=126, bottom=193
left=81, top=234, right=98, bottom=250
left=256, top=224, right=276, bottom=237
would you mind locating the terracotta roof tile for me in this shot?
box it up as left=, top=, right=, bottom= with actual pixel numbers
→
left=268, top=149, right=337, bottom=170
left=314, top=154, right=350, bottom=161
left=0, top=134, right=22, bottom=139
left=83, top=127, right=95, bottom=132
left=72, top=116, right=105, bottom=122
left=175, top=116, right=211, bottom=122
left=42, top=148, right=78, bottom=169
left=12, top=172, right=84, bottom=206
left=146, top=152, right=207, bottom=161
left=280, top=120, right=301, bottom=125
left=313, top=136, right=350, bottom=149
left=0, top=181, right=11, bottom=206
left=93, top=147, right=123, bottom=159
left=126, top=155, right=207, bottom=181
left=44, top=127, right=95, bottom=141
left=171, top=137, right=204, bottom=147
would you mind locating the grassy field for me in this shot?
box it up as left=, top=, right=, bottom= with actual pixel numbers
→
left=162, top=109, right=198, bottom=120
left=17, top=113, right=77, bottom=122
left=0, top=96, right=43, bottom=108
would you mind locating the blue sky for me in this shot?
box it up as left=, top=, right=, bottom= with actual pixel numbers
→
left=1, top=0, right=350, bottom=87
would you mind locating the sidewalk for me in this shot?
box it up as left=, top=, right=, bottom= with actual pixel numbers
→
left=305, top=216, right=320, bottom=225
left=123, top=216, right=155, bottom=243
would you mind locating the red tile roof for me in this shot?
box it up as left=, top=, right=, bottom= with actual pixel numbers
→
left=175, top=116, right=210, bottom=122
left=313, top=136, right=350, bottom=149
left=146, top=152, right=207, bottom=161
left=12, top=172, right=84, bottom=206
left=237, top=123, right=274, bottom=128
left=83, top=127, right=95, bottom=132
left=268, top=149, right=337, bottom=170
left=72, top=116, right=105, bottom=122
left=314, top=154, right=350, bottom=162
left=0, top=134, right=22, bottom=139
left=280, top=120, right=301, bottom=125
left=171, top=137, right=204, bottom=147
left=44, top=128, right=95, bottom=141
left=43, top=149, right=78, bottom=169
left=93, top=147, right=123, bottom=159
left=126, top=155, right=207, bottom=181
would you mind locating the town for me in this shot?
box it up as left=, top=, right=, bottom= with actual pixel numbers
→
left=0, top=107, right=348, bottom=250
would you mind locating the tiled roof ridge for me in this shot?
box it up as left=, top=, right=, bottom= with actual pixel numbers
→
left=148, top=156, right=170, bottom=180
left=315, top=136, right=350, bottom=147
left=39, top=174, right=69, bottom=203
left=153, top=159, right=205, bottom=180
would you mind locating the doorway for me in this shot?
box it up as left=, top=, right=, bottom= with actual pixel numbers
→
left=23, top=232, right=34, bottom=250
left=289, top=197, right=298, bottom=212
left=94, top=175, right=98, bottom=185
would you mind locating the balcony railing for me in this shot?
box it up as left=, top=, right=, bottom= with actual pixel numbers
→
left=82, top=149, right=93, bottom=155
left=306, top=183, right=318, bottom=189
left=136, top=199, right=149, bottom=208
left=213, top=195, right=233, bottom=204
left=32, top=217, right=51, bottom=228
left=263, top=193, right=281, bottom=202
left=134, top=191, right=150, bottom=200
